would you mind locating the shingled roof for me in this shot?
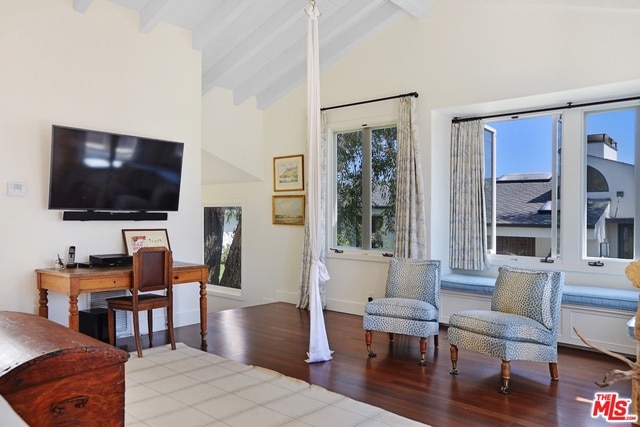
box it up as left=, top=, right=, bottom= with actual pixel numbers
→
left=486, top=177, right=608, bottom=228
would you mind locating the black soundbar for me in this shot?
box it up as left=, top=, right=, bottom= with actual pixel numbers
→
left=62, top=211, right=168, bottom=221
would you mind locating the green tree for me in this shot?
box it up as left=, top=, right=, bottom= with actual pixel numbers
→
left=204, top=207, right=242, bottom=288
left=204, top=207, right=225, bottom=285
left=336, top=126, right=397, bottom=249
left=336, top=130, right=363, bottom=247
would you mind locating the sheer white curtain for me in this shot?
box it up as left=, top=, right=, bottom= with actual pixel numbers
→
left=301, top=1, right=332, bottom=363
left=449, top=120, right=488, bottom=270
left=297, top=111, right=328, bottom=310
left=394, top=96, right=427, bottom=259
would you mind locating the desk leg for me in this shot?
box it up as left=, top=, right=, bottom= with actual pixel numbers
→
left=38, top=289, right=49, bottom=318
left=199, top=280, right=208, bottom=349
left=68, top=293, right=80, bottom=331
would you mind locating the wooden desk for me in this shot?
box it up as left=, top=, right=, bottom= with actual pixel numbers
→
left=36, top=262, right=208, bottom=347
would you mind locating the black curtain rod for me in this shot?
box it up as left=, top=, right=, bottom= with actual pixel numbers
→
left=320, top=91, right=418, bottom=112
left=451, top=95, right=640, bottom=123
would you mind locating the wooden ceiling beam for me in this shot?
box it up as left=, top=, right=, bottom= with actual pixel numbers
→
left=73, top=0, right=93, bottom=13
left=192, top=0, right=255, bottom=51
left=391, top=0, right=430, bottom=19
left=140, top=0, right=170, bottom=34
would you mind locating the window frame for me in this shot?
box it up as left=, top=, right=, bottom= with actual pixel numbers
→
left=581, top=103, right=639, bottom=263
left=327, top=118, right=399, bottom=258
left=482, top=100, right=639, bottom=277
left=483, top=113, right=561, bottom=261
left=203, top=202, right=244, bottom=300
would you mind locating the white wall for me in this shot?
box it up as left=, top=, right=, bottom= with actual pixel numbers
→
left=201, top=0, right=640, bottom=315
left=201, top=88, right=264, bottom=183
left=0, top=0, right=202, bottom=326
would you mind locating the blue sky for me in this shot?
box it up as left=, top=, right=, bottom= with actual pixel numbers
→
left=487, top=108, right=635, bottom=177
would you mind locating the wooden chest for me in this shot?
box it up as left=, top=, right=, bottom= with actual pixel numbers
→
left=0, top=311, right=129, bottom=426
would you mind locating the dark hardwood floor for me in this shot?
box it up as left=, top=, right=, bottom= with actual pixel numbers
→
left=118, top=302, right=635, bottom=427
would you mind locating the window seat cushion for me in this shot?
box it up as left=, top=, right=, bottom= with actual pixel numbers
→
left=441, top=274, right=639, bottom=312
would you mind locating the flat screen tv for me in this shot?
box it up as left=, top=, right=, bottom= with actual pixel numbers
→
left=48, top=125, right=184, bottom=212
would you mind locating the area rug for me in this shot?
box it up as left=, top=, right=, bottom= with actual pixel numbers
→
left=125, top=343, right=427, bottom=427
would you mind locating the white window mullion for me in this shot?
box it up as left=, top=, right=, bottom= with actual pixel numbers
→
left=362, top=127, right=372, bottom=250
left=634, top=106, right=640, bottom=259
left=485, top=125, right=497, bottom=254
left=550, top=114, right=561, bottom=258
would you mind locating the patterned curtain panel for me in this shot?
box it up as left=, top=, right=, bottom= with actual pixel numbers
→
left=449, top=120, right=488, bottom=270
left=297, top=112, right=329, bottom=310
left=394, top=96, right=427, bottom=259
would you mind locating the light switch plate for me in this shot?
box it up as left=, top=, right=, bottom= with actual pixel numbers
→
left=7, top=182, right=26, bottom=197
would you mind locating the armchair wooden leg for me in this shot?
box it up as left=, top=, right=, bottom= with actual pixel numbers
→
left=549, top=362, right=559, bottom=381
left=388, top=332, right=395, bottom=342
left=449, top=345, right=459, bottom=375
left=434, top=334, right=439, bottom=347
left=365, top=330, right=377, bottom=358
left=500, top=359, right=511, bottom=394
left=419, top=337, right=427, bottom=366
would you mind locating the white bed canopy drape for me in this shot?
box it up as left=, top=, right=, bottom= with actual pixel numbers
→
left=301, top=0, right=333, bottom=363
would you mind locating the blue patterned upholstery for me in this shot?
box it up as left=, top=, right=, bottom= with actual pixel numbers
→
left=447, top=265, right=565, bottom=394
left=363, top=258, right=441, bottom=365
left=492, top=268, right=554, bottom=329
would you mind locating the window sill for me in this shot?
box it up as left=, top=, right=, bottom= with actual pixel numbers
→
left=486, top=254, right=633, bottom=282
left=206, top=285, right=243, bottom=301
left=325, top=250, right=392, bottom=263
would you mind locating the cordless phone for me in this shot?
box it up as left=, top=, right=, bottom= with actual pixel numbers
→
left=66, top=246, right=77, bottom=268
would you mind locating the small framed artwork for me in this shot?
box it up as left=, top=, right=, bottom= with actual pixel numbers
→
left=122, top=229, right=171, bottom=255
left=272, top=195, right=305, bottom=225
left=273, top=154, right=304, bottom=191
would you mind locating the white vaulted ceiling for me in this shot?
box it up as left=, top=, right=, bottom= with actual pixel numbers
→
left=73, top=1, right=640, bottom=110
left=73, top=0, right=428, bottom=109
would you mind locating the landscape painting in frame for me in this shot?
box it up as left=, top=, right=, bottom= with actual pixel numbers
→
left=272, top=195, right=305, bottom=225
left=273, top=154, right=304, bottom=191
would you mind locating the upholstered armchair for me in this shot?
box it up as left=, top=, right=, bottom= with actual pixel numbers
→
left=363, top=258, right=441, bottom=366
left=447, top=266, right=565, bottom=394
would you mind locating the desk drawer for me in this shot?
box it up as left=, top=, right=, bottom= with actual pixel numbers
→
left=173, top=268, right=204, bottom=284
left=82, top=276, right=131, bottom=291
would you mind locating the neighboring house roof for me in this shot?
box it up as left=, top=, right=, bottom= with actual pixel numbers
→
left=489, top=178, right=553, bottom=227
left=586, top=199, right=611, bottom=229
left=486, top=178, right=608, bottom=228
left=372, top=185, right=392, bottom=208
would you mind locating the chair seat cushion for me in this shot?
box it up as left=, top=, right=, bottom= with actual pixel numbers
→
left=449, top=310, right=554, bottom=346
left=365, top=297, right=438, bottom=321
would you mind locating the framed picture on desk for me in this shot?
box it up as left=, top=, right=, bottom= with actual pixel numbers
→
left=122, top=229, right=171, bottom=255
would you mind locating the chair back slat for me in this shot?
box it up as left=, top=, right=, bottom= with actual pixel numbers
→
left=133, top=247, right=172, bottom=294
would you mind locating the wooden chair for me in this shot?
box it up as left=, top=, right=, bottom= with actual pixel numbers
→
left=107, top=247, right=176, bottom=357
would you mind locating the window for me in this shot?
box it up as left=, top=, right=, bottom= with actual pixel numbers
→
left=584, top=107, right=637, bottom=260
left=482, top=100, right=639, bottom=267
left=204, top=206, right=241, bottom=289
left=334, top=125, right=397, bottom=251
left=484, top=115, right=561, bottom=259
